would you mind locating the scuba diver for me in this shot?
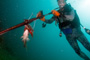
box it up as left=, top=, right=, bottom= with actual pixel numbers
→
left=36, top=0, right=90, bottom=60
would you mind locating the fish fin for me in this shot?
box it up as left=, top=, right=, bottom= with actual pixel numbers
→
left=21, top=36, right=23, bottom=39
left=27, top=38, right=29, bottom=41
left=29, top=30, right=33, bottom=37
left=31, top=32, right=33, bottom=37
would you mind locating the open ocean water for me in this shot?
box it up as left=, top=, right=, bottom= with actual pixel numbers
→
left=0, top=0, right=90, bottom=60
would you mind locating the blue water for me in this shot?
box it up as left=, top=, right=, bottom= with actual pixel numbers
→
left=0, top=0, right=90, bottom=60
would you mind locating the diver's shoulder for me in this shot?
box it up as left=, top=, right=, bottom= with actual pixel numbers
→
left=67, top=3, right=75, bottom=10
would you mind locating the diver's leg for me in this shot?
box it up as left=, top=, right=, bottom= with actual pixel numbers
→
left=77, top=34, right=90, bottom=52
left=66, top=36, right=90, bottom=60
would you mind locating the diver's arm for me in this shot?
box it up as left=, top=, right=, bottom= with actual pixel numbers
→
left=64, top=9, right=75, bottom=21
left=44, top=18, right=55, bottom=24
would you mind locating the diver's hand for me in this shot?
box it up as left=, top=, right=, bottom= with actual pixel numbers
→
left=52, top=10, right=60, bottom=17
left=36, top=12, right=45, bottom=21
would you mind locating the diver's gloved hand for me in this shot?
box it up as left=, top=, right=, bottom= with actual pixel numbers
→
left=52, top=10, right=60, bottom=17
left=36, top=11, right=45, bottom=21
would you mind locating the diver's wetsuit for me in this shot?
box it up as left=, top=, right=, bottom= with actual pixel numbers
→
left=44, top=4, right=90, bottom=60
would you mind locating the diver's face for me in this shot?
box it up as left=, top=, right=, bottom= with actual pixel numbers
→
left=58, top=0, right=66, bottom=8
